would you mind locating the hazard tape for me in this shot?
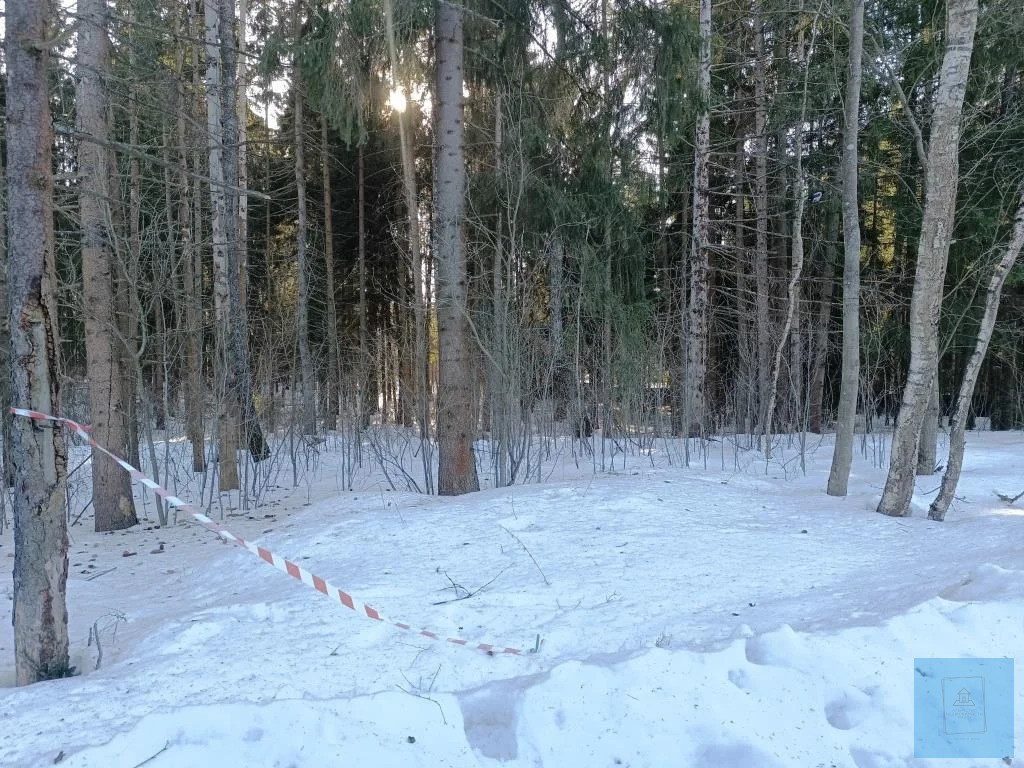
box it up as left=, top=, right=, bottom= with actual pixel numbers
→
left=10, top=407, right=523, bottom=656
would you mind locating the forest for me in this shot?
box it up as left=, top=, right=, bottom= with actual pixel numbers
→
left=2, top=0, right=1023, bottom=690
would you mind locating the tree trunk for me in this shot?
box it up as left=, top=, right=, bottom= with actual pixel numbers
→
left=434, top=0, right=479, bottom=495
left=206, top=0, right=269, bottom=491
left=182, top=5, right=206, bottom=472
left=809, top=209, right=839, bottom=434
left=734, top=135, right=752, bottom=437
left=930, top=187, right=1024, bottom=521
left=917, top=367, right=939, bottom=474
left=764, top=8, right=817, bottom=458
left=77, top=0, right=138, bottom=532
left=357, top=143, right=369, bottom=429
left=293, top=8, right=316, bottom=435
left=321, top=115, right=340, bottom=427
left=753, top=3, right=771, bottom=448
left=236, top=0, right=249, bottom=316
left=877, top=0, right=978, bottom=517
left=125, top=18, right=143, bottom=468
left=684, top=0, right=712, bottom=441
left=548, top=235, right=568, bottom=422
left=384, top=0, right=431, bottom=485
left=6, top=0, right=71, bottom=684
left=491, top=90, right=508, bottom=485
left=205, top=0, right=239, bottom=488
left=827, top=0, right=864, bottom=495
left=0, top=130, right=10, bottom=490
left=220, top=0, right=269, bottom=466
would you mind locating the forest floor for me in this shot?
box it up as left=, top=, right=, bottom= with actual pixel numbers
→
left=0, top=427, right=1022, bottom=767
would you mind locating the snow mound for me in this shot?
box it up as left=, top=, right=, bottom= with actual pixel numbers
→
left=940, top=563, right=1023, bottom=602
left=63, top=694, right=475, bottom=768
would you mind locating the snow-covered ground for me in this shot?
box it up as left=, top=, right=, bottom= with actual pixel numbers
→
left=1, top=428, right=1022, bottom=767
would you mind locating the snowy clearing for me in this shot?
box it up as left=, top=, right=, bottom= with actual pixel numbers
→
left=1, top=430, right=1022, bottom=767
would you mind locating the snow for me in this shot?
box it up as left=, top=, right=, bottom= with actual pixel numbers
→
left=1, top=429, right=1022, bottom=767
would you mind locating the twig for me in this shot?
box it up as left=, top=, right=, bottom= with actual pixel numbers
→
left=500, top=526, right=550, bottom=586
left=132, top=741, right=170, bottom=768
left=431, top=567, right=509, bottom=605
left=996, top=489, right=1024, bottom=505
left=71, top=499, right=94, bottom=527
left=89, top=621, right=103, bottom=670
left=85, top=566, right=117, bottom=581
left=395, top=684, right=447, bottom=726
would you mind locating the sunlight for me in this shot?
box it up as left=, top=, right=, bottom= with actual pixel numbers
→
left=389, top=88, right=408, bottom=114
left=986, top=507, right=1024, bottom=517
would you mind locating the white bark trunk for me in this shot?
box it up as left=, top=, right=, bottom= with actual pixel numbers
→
left=753, top=2, right=771, bottom=447
left=684, top=0, right=712, bottom=441
left=929, top=188, right=1024, bottom=521
left=877, top=0, right=978, bottom=516
left=206, top=0, right=268, bottom=488
left=917, top=368, right=939, bottom=474
left=765, top=6, right=817, bottom=458
left=827, top=0, right=864, bottom=495
left=204, top=0, right=238, bottom=488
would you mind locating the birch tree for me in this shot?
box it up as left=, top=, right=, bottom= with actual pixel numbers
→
left=180, top=3, right=207, bottom=473
left=6, top=0, right=71, bottom=684
left=763, top=6, right=818, bottom=457
left=929, top=188, right=1024, bottom=521
left=826, top=0, right=864, bottom=496
left=683, top=0, right=712, bottom=441
left=205, top=0, right=270, bottom=490
left=752, top=2, right=772, bottom=447
left=877, top=0, right=979, bottom=517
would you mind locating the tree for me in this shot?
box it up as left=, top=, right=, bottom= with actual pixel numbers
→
left=752, top=1, right=771, bottom=449
left=930, top=187, right=1024, bottom=521
left=763, top=5, right=818, bottom=458
left=434, top=0, right=479, bottom=495
left=877, top=0, right=979, bottom=517
left=77, top=0, right=138, bottom=531
left=383, top=0, right=433, bottom=489
left=683, top=0, right=711, bottom=441
left=293, top=0, right=316, bottom=434
left=179, top=2, right=207, bottom=473
left=321, top=114, right=341, bottom=426
left=205, top=0, right=270, bottom=491
left=6, top=0, right=71, bottom=684
left=826, top=0, right=864, bottom=496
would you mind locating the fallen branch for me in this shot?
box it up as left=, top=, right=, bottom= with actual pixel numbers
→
left=85, top=566, right=117, bottom=581
left=996, top=489, right=1024, bottom=505
left=431, top=567, right=508, bottom=605
left=132, top=741, right=170, bottom=768
left=501, top=526, right=550, bottom=586
left=395, top=684, right=447, bottom=726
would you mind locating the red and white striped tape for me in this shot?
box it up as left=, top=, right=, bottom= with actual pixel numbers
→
left=10, top=407, right=523, bottom=656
